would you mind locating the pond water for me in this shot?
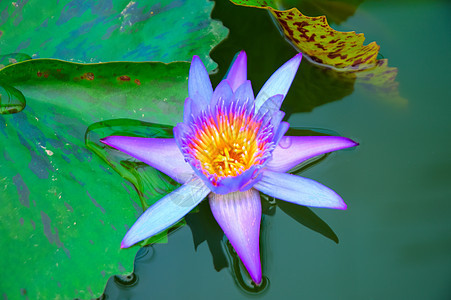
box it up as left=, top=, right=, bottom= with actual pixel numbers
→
left=103, top=0, right=451, bottom=299
left=1, top=0, right=450, bottom=299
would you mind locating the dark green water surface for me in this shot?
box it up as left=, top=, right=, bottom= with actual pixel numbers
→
left=105, top=0, right=451, bottom=299
left=1, top=0, right=450, bottom=299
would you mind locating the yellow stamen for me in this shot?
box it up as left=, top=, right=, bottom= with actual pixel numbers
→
left=187, top=109, right=268, bottom=182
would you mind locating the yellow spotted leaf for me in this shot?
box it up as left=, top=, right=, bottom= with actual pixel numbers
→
left=232, top=0, right=379, bottom=71
left=270, top=8, right=380, bottom=71
left=231, top=0, right=404, bottom=104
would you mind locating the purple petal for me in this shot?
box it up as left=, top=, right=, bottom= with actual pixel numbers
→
left=189, top=55, right=213, bottom=108
left=255, top=53, right=302, bottom=111
left=234, top=80, right=255, bottom=109
left=184, top=94, right=208, bottom=123
left=267, top=136, right=359, bottom=172
left=210, top=80, right=234, bottom=109
left=101, top=136, right=194, bottom=184
left=192, top=164, right=261, bottom=195
left=273, top=121, right=289, bottom=146
left=257, top=94, right=284, bottom=129
left=183, top=97, right=193, bottom=124
left=254, top=170, right=347, bottom=209
left=209, top=189, right=262, bottom=284
left=173, top=122, right=192, bottom=143
left=257, top=94, right=283, bottom=115
left=226, top=51, right=247, bottom=92
left=121, top=177, right=210, bottom=248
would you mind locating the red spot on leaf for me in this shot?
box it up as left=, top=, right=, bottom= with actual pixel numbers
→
left=80, top=72, right=95, bottom=80
left=118, top=75, right=131, bottom=81
left=86, top=72, right=94, bottom=80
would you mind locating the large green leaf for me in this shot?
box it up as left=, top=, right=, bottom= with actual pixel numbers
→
left=0, top=59, right=190, bottom=299
left=0, top=0, right=228, bottom=70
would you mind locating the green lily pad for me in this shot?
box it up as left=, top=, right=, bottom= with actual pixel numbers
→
left=0, top=0, right=227, bottom=70
left=0, top=59, right=190, bottom=299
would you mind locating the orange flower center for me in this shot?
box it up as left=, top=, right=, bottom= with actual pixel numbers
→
left=186, top=107, right=271, bottom=183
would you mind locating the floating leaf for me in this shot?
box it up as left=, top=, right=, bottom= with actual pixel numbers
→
left=210, top=0, right=356, bottom=114
left=271, top=9, right=379, bottom=70
left=230, top=0, right=404, bottom=103
left=0, top=59, right=190, bottom=299
left=231, top=0, right=379, bottom=70
left=0, top=0, right=227, bottom=70
left=0, top=59, right=189, bottom=123
left=279, top=0, right=364, bottom=25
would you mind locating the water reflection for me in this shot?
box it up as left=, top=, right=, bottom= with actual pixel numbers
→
left=225, top=240, right=270, bottom=294
left=185, top=201, right=229, bottom=271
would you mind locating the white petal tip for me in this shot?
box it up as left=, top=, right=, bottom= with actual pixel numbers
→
left=287, top=53, right=302, bottom=69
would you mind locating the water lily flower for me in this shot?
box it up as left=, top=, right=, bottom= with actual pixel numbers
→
left=101, top=51, right=358, bottom=284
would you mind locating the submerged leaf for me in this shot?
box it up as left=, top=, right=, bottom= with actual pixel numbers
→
left=0, top=0, right=228, bottom=70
